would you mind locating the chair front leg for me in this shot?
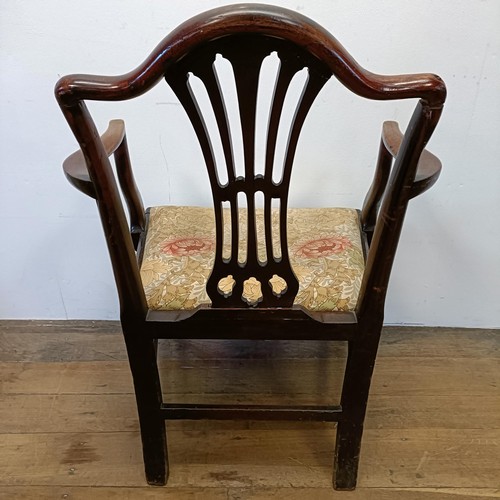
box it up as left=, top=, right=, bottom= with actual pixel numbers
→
left=334, top=337, right=380, bottom=490
left=124, top=333, right=168, bottom=485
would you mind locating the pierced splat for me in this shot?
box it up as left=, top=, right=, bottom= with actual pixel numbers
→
left=166, top=34, right=330, bottom=307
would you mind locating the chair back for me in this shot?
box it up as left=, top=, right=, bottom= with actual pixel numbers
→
left=55, top=4, right=446, bottom=317
left=166, top=34, right=332, bottom=307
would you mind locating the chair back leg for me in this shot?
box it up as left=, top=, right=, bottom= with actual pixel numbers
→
left=124, top=333, right=168, bottom=485
left=334, top=331, right=381, bottom=489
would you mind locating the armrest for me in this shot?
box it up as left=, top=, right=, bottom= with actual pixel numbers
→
left=361, top=118, right=442, bottom=242
left=382, top=121, right=442, bottom=199
left=62, top=118, right=145, bottom=247
left=62, top=119, right=125, bottom=198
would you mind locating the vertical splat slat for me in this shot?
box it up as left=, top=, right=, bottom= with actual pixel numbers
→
left=230, top=52, right=265, bottom=268
left=263, top=61, right=301, bottom=264
left=281, top=74, right=328, bottom=189
left=168, top=73, right=220, bottom=192
left=199, top=58, right=236, bottom=185
left=278, top=74, right=329, bottom=264
left=264, top=61, right=302, bottom=182
left=168, top=68, right=226, bottom=302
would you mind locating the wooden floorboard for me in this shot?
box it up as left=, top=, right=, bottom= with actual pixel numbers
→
left=1, top=486, right=497, bottom=500
left=0, top=321, right=498, bottom=498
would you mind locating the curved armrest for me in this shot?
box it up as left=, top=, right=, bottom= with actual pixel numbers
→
left=62, top=119, right=125, bottom=198
left=62, top=118, right=145, bottom=248
left=361, top=118, right=442, bottom=241
left=382, top=121, right=442, bottom=198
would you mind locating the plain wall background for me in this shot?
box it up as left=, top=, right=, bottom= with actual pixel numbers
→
left=1, top=0, right=499, bottom=327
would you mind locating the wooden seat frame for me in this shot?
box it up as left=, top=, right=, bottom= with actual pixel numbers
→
left=55, top=4, right=446, bottom=490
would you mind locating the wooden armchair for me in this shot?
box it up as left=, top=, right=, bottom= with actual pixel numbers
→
left=55, top=4, right=446, bottom=490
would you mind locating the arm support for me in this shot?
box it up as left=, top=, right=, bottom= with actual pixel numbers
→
left=62, top=119, right=145, bottom=247
left=361, top=120, right=442, bottom=237
left=63, top=119, right=125, bottom=198
left=382, top=121, right=442, bottom=199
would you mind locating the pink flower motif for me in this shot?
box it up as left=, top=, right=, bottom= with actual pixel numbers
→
left=296, top=236, right=352, bottom=258
left=162, top=237, right=214, bottom=256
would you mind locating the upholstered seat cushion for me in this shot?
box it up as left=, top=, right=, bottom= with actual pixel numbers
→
left=140, top=206, right=365, bottom=312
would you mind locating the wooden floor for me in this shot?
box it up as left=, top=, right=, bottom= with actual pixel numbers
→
left=0, top=321, right=498, bottom=499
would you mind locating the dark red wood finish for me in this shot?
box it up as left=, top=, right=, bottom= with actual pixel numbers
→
left=56, top=3, right=446, bottom=490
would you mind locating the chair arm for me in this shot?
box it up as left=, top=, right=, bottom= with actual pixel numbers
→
left=62, top=119, right=125, bottom=199
left=382, top=121, right=442, bottom=199
left=62, top=118, right=145, bottom=247
left=361, top=119, right=442, bottom=241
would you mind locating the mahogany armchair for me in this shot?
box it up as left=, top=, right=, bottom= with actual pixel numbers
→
left=55, top=4, right=445, bottom=490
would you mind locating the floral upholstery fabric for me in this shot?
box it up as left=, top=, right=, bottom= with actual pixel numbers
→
left=140, top=206, right=365, bottom=312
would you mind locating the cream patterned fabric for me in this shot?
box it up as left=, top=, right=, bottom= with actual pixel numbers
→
left=140, top=206, right=365, bottom=312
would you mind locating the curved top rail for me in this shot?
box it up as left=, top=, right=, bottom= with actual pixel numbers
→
left=55, top=3, right=446, bottom=108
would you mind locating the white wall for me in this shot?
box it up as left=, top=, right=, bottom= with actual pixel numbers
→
left=1, top=0, right=499, bottom=327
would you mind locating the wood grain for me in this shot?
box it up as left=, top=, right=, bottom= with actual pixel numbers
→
left=0, top=486, right=228, bottom=500
left=2, top=486, right=497, bottom=499
left=1, top=393, right=498, bottom=433
left=1, top=321, right=498, bottom=497
left=2, top=357, right=497, bottom=398
left=0, top=429, right=498, bottom=488
left=1, top=321, right=498, bottom=361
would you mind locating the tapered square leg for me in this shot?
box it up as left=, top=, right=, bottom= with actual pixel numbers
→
left=124, top=335, right=168, bottom=485
left=140, top=413, right=168, bottom=485
left=333, top=421, right=363, bottom=490
left=333, top=334, right=381, bottom=490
